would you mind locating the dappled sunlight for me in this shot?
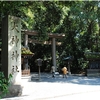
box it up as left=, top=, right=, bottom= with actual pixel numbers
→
left=20, top=73, right=100, bottom=100
left=71, top=79, right=79, bottom=83
left=29, top=73, right=100, bottom=85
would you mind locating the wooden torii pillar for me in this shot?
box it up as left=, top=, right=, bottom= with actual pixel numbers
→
left=52, top=38, right=56, bottom=70
left=24, top=33, right=28, bottom=48
left=48, top=33, right=65, bottom=71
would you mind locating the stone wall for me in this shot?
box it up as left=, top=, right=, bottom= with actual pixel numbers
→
left=87, top=69, right=100, bottom=77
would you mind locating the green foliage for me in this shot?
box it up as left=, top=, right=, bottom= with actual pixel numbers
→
left=78, top=58, right=89, bottom=69
left=21, top=46, right=33, bottom=54
left=0, top=72, right=12, bottom=99
left=0, top=1, right=100, bottom=71
left=84, top=51, right=100, bottom=60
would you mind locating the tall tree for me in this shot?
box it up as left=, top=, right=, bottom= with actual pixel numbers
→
left=0, top=1, right=100, bottom=70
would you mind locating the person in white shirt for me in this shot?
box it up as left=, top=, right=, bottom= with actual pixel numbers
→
left=51, top=66, right=55, bottom=78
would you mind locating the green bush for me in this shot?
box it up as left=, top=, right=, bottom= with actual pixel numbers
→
left=0, top=72, right=12, bottom=99
left=85, top=55, right=100, bottom=59
left=84, top=50, right=100, bottom=60
left=85, top=53, right=100, bottom=59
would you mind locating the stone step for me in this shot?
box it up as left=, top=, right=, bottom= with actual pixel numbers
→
left=87, top=69, right=100, bottom=77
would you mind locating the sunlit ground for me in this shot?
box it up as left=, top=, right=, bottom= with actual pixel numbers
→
left=21, top=73, right=100, bottom=100
left=1, top=73, right=100, bottom=100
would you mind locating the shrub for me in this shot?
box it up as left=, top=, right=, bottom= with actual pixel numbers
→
left=84, top=52, right=100, bottom=60
left=0, top=72, right=12, bottom=99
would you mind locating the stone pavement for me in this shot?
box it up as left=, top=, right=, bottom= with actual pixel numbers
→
left=1, top=73, right=100, bottom=100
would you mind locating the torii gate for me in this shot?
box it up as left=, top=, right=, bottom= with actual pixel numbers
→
left=22, top=30, right=65, bottom=71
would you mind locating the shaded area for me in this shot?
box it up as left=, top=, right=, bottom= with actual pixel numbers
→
left=30, top=73, right=100, bottom=85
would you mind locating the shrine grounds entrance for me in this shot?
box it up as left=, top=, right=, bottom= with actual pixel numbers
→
left=0, top=15, right=65, bottom=97
left=21, top=30, right=65, bottom=76
left=0, top=15, right=100, bottom=99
